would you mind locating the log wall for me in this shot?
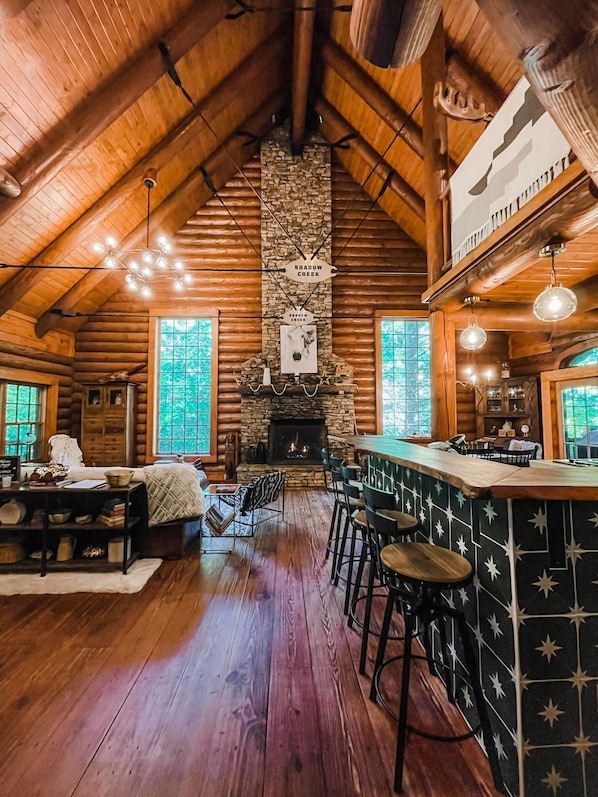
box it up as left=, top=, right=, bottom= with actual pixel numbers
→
left=73, top=159, right=263, bottom=467
left=70, top=154, right=465, bottom=467
left=0, top=312, right=74, bottom=438
left=331, top=157, right=428, bottom=435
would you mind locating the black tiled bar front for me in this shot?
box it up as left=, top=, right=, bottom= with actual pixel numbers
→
left=353, top=438, right=598, bottom=797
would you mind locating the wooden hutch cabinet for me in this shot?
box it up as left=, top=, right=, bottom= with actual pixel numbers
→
left=80, top=382, right=136, bottom=466
left=476, top=376, right=540, bottom=441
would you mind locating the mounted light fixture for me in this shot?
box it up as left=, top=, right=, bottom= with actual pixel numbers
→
left=533, top=242, right=576, bottom=322
left=92, top=170, right=191, bottom=298
left=459, top=295, right=487, bottom=350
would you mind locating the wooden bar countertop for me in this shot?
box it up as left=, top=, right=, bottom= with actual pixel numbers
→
left=334, top=435, right=598, bottom=501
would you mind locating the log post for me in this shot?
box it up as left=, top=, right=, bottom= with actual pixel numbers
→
left=421, top=14, right=449, bottom=287
left=431, top=310, right=456, bottom=440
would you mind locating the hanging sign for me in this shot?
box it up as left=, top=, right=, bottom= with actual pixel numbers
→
left=282, top=307, right=315, bottom=326
left=280, top=256, right=337, bottom=284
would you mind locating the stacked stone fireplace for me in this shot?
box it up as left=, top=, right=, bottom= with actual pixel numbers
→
left=237, top=125, right=356, bottom=488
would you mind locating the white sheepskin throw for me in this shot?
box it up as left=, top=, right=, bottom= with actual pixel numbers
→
left=48, top=434, right=85, bottom=468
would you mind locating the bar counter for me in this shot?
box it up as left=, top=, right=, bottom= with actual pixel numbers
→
left=337, top=436, right=598, bottom=797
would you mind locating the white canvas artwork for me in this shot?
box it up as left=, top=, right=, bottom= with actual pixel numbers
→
left=450, top=77, right=571, bottom=265
left=280, top=324, right=318, bottom=374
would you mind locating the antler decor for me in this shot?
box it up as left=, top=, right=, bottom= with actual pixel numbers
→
left=433, top=82, right=494, bottom=123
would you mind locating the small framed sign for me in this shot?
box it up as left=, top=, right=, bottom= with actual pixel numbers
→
left=0, top=455, right=21, bottom=482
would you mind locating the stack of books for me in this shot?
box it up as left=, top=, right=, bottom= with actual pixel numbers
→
left=98, top=497, right=126, bottom=527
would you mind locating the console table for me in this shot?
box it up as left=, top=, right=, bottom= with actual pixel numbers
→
left=0, top=481, right=147, bottom=576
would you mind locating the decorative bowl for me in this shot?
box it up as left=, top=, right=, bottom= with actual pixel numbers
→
left=105, top=469, right=133, bottom=487
left=48, top=509, right=72, bottom=524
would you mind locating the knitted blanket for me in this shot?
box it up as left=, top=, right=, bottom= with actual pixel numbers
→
left=143, top=464, right=205, bottom=526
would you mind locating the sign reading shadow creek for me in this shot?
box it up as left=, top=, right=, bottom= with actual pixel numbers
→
left=280, top=257, right=337, bottom=284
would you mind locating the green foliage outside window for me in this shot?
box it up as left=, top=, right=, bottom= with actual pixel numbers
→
left=2, top=382, right=43, bottom=459
left=562, top=348, right=598, bottom=456
left=380, top=319, right=431, bottom=437
left=157, top=318, right=213, bottom=455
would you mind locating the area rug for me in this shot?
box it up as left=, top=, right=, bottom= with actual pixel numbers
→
left=0, top=558, right=162, bottom=595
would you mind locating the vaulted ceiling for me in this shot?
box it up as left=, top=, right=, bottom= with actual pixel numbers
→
left=0, top=0, right=597, bottom=337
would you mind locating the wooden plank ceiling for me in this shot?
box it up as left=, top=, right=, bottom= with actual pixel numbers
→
left=0, top=0, right=597, bottom=334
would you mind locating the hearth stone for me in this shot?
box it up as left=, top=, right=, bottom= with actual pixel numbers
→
left=237, top=463, right=325, bottom=489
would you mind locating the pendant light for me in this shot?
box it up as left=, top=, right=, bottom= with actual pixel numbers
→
left=459, top=295, right=487, bottom=350
left=92, top=170, right=190, bottom=297
left=533, top=242, right=577, bottom=322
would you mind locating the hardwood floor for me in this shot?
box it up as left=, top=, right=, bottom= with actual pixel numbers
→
left=0, top=490, right=502, bottom=797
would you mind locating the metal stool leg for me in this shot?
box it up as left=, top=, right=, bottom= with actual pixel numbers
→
left=394, top=607, right=416, bottom=793
left=369, top=590, right=395, bottom=702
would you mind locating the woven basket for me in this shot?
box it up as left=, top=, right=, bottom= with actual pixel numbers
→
left=0, top=539, right=26, bottom=563
left=105, top=469, right=133, bottom=487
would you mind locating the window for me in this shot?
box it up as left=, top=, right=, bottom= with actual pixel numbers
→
left=569, top=348, right=598, bottom=367
left=1, top=382, right=44, bottom=459
left=377, top=316, right=431, bottom=437
left=150, top=317, right=217, bottom=458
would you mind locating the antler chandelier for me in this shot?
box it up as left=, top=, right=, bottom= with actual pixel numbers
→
left=92, top=170, right=191, bottom=297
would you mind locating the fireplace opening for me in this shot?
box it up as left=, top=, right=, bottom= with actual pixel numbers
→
left=268, top=418, right=327, bottom=465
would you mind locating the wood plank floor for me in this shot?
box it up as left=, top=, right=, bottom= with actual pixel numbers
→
left=0, top=490, right=502, bottom=797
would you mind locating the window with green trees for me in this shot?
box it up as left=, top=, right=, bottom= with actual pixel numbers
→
left=561, top=348, right=598, bottom=458
left=379, top=318, right=431, bottom=437
left=1, top=382, right=44, bottom=459
left=155, top=317, right=215, bottom=456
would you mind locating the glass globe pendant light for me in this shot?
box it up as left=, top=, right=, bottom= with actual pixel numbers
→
left=533, top=242, right=577, bottom=322
left=459, top=295, right=487, bottom=350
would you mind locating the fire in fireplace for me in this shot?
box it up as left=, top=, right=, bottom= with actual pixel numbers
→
left=268, top=418, right=328, bottom=465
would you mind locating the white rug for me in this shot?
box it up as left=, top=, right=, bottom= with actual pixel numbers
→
left=0, top=558, right=162, bottom=595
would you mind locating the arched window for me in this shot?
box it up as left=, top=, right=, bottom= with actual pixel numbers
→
left=569, top=348, right=598, bottom=367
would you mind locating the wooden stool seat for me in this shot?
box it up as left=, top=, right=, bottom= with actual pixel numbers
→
left=381, top=542, right=473, bottom=585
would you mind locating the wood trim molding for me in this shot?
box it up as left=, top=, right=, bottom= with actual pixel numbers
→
left=540, top=364, right=598, bottom=459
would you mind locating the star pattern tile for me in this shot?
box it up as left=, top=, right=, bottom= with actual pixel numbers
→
left=366, top=454, right=598, bottom=797
left=539, top=698, right=564, bottom=728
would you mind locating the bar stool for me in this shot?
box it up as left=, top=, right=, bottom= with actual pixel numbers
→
left=350, top=483, right=419, bottom=675
left=321, top=447, right=333, bottom=492
left=335, top=477, right=366, bottom=615
left=366, top=507, right=505, bottom=795
left=325, top=455, right=346, bottom=570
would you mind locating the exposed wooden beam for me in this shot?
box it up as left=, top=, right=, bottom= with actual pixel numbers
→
left=315, top=96, right=425, bottom=220
left=0, top=31, right=288, bottom=319
left=35, top=94, right=284, bottom=338
left=423, top=161, right=598, bottom=311
left=291, top=0, right=316, bottom=153
left=0, top=0, right=33, bottom=19
left=349, top=0, right=442, bottom=69
left=319, top=33, right=425, bottom=159
left=450, top=304, right=598, bottom=331
left=477, top=0, right=598, bottom=188
left=421, top=15, right=448, bottom=287
left=0, top=0, right=234, bottom=228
